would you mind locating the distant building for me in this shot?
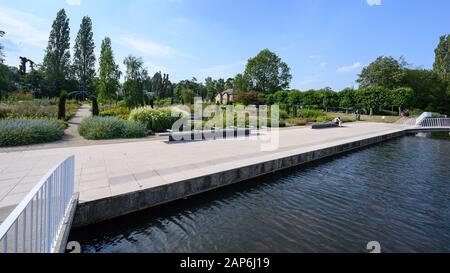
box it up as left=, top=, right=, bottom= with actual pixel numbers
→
left=215, top=89, right=234, bottom=104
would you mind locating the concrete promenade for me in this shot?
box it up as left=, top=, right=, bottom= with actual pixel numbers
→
left=0, top=122, right=424, bottom=225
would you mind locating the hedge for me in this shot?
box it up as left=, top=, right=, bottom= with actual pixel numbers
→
left=78, top=116, right=146, bottom=140
left=0, top=119, right=65, bottom=147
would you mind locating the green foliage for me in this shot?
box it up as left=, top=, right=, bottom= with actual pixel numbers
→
left=79, top=116, right=146, bottom=140
left=91, top=96, right=99, bottom=116
left=357, top=56, right=407, bottom=89
left=233, top=91, right=263, bottom=105
left=73, top=16, right=96, bottom=96
left=179, top=88, right=196, bottom=104
left=175, top=78, right=206, bottom=102
left=123, top=55, right=147, bottom=109
left=98, top=37, right=120, bottom=103
left=0, top=99, right=79, bottom=120
left=153, top=98, right=172, bottom=107
left=390, top=87, right=414, bottom=111
left=339, top=88, right=357, bottom=110
left=244, top=49, right=292, bottom=93
left=233, top=73, right=251, bottom=92
left=99, top=106, right=130, bottom=120
left=296, top=109, right=326, bottom=119
left=128, top=106, right=180, bottom=132
left=151, top=72, right=171, bottom=99
left=433, top=35, right=450, bottom=81
left=356, top=85, right=390, bottom=115
left=0, top=119, right=65, bottom=147
left=43, top=9, right=71, bottom=97
left=58, top=90, right=68, bottom=119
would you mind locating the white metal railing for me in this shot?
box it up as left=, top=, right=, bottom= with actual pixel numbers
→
left=419, top=118, right=450, bottom=127
left=415, top=112, right=432, bottom=125
left=0, top=155, right=75, bottom=253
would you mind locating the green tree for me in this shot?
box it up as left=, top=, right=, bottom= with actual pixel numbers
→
left=390, top=87, right=414, bottom=115
left=402, top=69, right=449, bottom=113
left=97, top=37, right=121, bottom=103
left=357, top=56, right=407, bottom=89
left=73, top=16, right=96, bottom=99
left=0, top=30, right=5, bottom=64
left=233, top=73, right=251, bottom=92
left=244, top=49, right=292, bottom=93
left=216, top=78, right=225, bottom=93
left=225, top=78, right=234, bottom=90
left=339, top=88, right=357, bottom=112
left=433, top=35, right=450, bottom=81
left=58, top=90, right=68, bottom=119
left=43, top=9, right=71, bottom=97
left=151, top=72, right=164, bottom=99
left=357, top=85, right=389, bottom=115
left=205, top=77, right=216, bottom=100
left=123, top=55, right=147, bottom=109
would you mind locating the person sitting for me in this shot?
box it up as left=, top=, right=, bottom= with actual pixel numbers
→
left=332, top=117, right=342, bottom=127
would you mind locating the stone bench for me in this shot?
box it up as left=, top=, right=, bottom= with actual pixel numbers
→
left=311, top=122, right=339, bottom=129
left=168, top=128, right=251, bottom=142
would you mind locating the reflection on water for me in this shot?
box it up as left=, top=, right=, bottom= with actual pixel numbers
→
left=70, top=132, right=450, bottom=253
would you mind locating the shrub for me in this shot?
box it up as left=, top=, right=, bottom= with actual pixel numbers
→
left=296, top=109, right=327, bottom=118
left=128, top=106, right=180, bottom=132
left=7, top=90, right=34, bottom=100
left=92, top=96, right=99, bottom=116
left=99, top=107, right=130, bottom=120
left=58, top=91, right=68, bottom=120
left=154, top=98, right=172, bottom=107
left=78, top=116, right=146, bottom=140
left=285, top=118, right=308, bottom=126
left=0, top=119, right=65, bottom=147
left=0, top=99, right=80, bottom=120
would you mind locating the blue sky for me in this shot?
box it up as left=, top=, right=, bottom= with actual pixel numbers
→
left=0, top=0, right=449, bottom=90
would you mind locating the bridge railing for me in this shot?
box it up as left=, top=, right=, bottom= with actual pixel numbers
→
left=415, top=112, right=432, bottom=125
left=419, top=118, right=450, bottom=127
left=0, top=155, right=75, bottom=253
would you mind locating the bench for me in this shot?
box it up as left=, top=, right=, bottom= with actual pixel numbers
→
left=311, top=122, right=339, bottom=129
left=168, top=128, right=251, bottom=142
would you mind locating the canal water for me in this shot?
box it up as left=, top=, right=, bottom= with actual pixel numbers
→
left=69, top=132, right=450, bottom=253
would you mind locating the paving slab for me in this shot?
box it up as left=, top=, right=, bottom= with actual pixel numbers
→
left=0, top=122, right=421, bottom=225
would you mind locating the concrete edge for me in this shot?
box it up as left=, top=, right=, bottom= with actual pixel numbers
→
left=54, top=192, right=79, bottom=253
left=72, top=129, right=407, bottom=228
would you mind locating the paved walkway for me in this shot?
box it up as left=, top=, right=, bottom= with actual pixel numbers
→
left=0, top=122, right=413, bottom=223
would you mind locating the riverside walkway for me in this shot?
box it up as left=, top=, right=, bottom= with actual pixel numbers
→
left=0, top=122, right=428, bottom=226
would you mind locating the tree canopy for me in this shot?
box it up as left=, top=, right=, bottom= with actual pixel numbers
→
left=433, top=35, right=450, bottom=82
left=357, top=56, right=407, bottom=89
left=244, top=49, right=292, bottom=93
left=43, top=9, right=71, bottom=97
left=97, top=37, right=121, bottom=103
left=73, top=16, right=96, bottom=98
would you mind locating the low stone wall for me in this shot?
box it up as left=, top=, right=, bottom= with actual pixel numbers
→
left=72, top=129, right=407, bottom=228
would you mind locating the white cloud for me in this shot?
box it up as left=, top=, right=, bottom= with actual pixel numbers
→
left=337, top=62, right=362, bottom=73
left=66, top=0, right=81, bottom=6
left=309, top=55, right=322, bottom=59
left=367, top=0, right=381, bottom=6
left=200, top=61, right=245, bottom=79
left=0, top=6, right=48, bottom=49
left=320, top=62, right=327, bottom=68
left=121, top=35, right=174, bottom=57
left=145, top=61, right=170, bottom=75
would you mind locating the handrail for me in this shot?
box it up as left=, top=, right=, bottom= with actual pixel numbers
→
left=415, top=112, right=432, bottom=125
left=419, top=118, right=450, bottom=128
left=0, top=155, right=75, bottom=253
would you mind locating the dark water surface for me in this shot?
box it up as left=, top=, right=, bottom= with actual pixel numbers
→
left=70, top=132, right=450, bottom=253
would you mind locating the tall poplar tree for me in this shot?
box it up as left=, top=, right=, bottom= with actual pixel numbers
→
left=98, top=37, right=121, bottom=103
left=43, top=9, right=71, bottom=97
left=433, top=35, right=450, bottom=81
left=73, top=16, right=96, bottom=99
